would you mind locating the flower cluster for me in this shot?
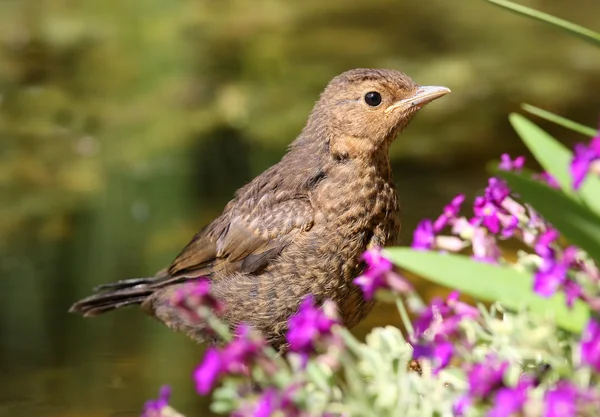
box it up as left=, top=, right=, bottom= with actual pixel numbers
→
left=194, top=324, right=269, bottom=394
left=411, top=291, right=479, bottom=372
left=286, top=295, right=341, bottom=358
left=571, top=133, right=600, bottom=189
left=353, top=248, right=412, bottom=300
left=171, top=279, right=224, bottom=324
left=141, top=386, right=179, bottom=417
left=140, top=122, right=600, bottom=417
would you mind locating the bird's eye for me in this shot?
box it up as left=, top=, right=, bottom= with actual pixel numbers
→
left=364, top=91, right=382, bottom=107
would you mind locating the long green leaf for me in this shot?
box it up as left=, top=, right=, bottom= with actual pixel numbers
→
left=497, top=170, right=600, bottom=263
left=509, top=113, right=574, bottom=195
left=486, top=0, right=600, bottom=47
left=509, top=113, right=600, bottom=216
left=385, top=248, right=589, bottom=334
left=521, top=104, right=597, bottom=137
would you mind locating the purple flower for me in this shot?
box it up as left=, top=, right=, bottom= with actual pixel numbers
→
left=286, top=295, right=339, bottom=354
left=194, top=347, right=222, bottom=394
left=193, top=324, right=267, bottom=395
left=454, top=396, right=472, bottom=416
left=235, top=386, right=301, bottom=417
left=471, top=227, right=500, bottom=263
left=412, top=219, right=435, bottom=250
left=580, top=318, right=600, bottom=372
left=534, top=171, right=561, bottom=189
left=414, top=291, right=479, bottom=338
left=499, top=154, right=525, bottom=171
left=411, top=292, right=478, bottom=372
left=563, top=280, right=582, bottom=308
left=432, top=341, right=453, bottom=372
left=468, top=359, right=508, bottom=398
left=544, top=381, right=577, bottom=417
left=474, top=196, right=501, bottom=233
left=535, top=229, right=559, bottom=259
left=354, top=248, right=412, bottom=300
left=141, top=385, right=171, bottom=417
left=221, top=324, right=266, bottom=374
left=500, top=215, right=519, bottom=238
left=485, top=178, right=510, bottom=205
left=488, top=379, right=531, bottom=417
left=254, top=388, right=277, bottom=417
left=433, top=194, right=465, bottom=232
left=171, top=279, right=223, bottom=323
left=534, top=259, right=567, bottom=298
left=570, top=135, right=600, bottom=189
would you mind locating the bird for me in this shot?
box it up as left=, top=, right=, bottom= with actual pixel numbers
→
left=70, top=68, right=450, bottom=350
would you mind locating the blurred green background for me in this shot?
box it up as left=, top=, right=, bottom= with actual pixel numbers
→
left=0, top=0, right=599, bottom=416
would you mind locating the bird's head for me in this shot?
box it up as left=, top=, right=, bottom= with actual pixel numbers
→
left=304, top=68, right=450, bottom=161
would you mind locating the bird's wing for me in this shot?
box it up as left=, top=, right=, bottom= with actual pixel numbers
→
left=166, top=196, right=314, bottom=279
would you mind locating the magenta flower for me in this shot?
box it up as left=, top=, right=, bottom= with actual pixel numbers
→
left=433, top=194, right=465, bottom=232
left=234, top=386, right=301, bottom=417
left=474, top=196, right=501, bottom=233
left=220, top=324, right=266, bottom=374
left=412, top=219, right=435, bottom=250
left=485, top=177, right=510, bottom=205
left=254, top=389, right=278, bottom=417
left=570, top=135, right=600, bottom=189
left=194, top=347, right=222, bottom=394
left=488, top=379, right=531, bottom=417
left=354, top=248, right=412, bottom=300
left=534, top=259, right=568, bottom=297
left=544, top=381, right=577, bottom=417
left=193, top=324, right=267, bottom=395
left=141, top=385, right=171, bottom=417
left=534, top=171, right=561, bottom=189
left=286, top=295, right=339, bottom=354
left=171, top=279, right=223, bottom=324
left=535, top=229, right=559, bottom=259
left=580, top=318, right=600, bottom=372
left=412, top=292, right=478, bottom=372
left=432, top=341, right=453, bottom=372
left=414, top=291, right=479, bottom=339
left=467, top=359, right=508, bottom=398
left=498, top=153, right=525, bottom=171
left=471, top=227, right=500, bottom=263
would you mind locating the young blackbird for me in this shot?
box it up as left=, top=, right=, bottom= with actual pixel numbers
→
left=70, top=68, right=450, bottom=349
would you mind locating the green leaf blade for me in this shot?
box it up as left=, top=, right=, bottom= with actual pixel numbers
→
left=385, top=248, right=589, bottom=334
left=521, top=104, right=597, bottom=137
left=508, top=113, right=600, bottom=216
left=497, top=170, right=600, bottom=263
left=486, top=0, right=600, bottom=46
left=509, top=113, right=574, bottom=195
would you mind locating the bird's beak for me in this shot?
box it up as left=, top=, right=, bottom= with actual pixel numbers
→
left=384, top=85, right=451, bottom=114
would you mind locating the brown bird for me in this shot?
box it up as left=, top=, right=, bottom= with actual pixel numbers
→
left=70, top=68, right=450, bottom=349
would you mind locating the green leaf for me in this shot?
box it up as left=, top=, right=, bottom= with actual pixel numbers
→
left=486, top=0, right=600, bottom=47
left=509, top=113, right=573, bottom=195
left=521, top=104, right=597, bottom=137
left=385, top=248, right=589, bottom=334
left=497, top=170, right=600, bottom=263
left=508, top=113, right=600, bottom=216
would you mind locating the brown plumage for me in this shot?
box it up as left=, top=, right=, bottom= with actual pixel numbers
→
left=70, top=68, right=450, bottom=349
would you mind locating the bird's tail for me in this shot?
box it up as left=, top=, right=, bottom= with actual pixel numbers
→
left=69, top=277, right=155, bottom=317
left=69, top=275, right=167, bottom=317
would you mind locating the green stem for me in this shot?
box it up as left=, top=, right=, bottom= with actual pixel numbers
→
left=486, top=0, right=600, bottom=46
left=522, top=104, right=597, bottom=137
left=396, top=297, right=414, bottom=337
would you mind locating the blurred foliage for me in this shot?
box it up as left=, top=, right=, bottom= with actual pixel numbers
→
left=0, top=0, right=599, bottom=416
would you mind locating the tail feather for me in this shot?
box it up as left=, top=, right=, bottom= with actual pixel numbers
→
left=70, top=281, right=155, bottom=317
left=70, top=269, right=197, bottom=317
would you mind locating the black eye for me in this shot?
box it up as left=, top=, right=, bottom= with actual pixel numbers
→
left=364, top=91, right=382, bottom=107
